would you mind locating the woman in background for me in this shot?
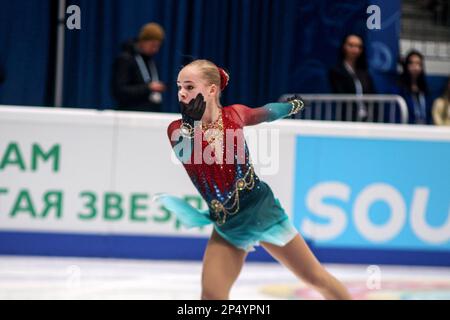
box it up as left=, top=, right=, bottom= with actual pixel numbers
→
left=398, top=50, right=432, bottom=125
left=329, top=34, right=375, bottom=121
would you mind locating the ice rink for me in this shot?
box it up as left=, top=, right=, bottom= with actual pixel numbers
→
left=1, top=256, right=449, bottom=300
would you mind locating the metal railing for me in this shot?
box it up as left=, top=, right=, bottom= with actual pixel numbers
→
left=401, top=39, right=450, bottom=61
left=279, top=94, right=409, bottom=124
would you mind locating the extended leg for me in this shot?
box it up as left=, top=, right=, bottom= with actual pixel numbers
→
left=201, top=229, right=247, bottom=300
left=262, top=234, right=351, bottom=300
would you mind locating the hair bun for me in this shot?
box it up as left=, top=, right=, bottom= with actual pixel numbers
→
left=217, top=67, right=230, bottom=91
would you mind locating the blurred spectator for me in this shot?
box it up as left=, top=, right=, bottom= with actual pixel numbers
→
left=329, top=34, right=375, bottom=121
left=112, top=22, right=166, bottom=112
left=432, top=77, right=450, bottom=126
left=397, top=50, right=432, bottom=125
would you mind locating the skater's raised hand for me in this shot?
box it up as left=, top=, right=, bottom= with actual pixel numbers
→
left=179, top=93, right=206, bottom=121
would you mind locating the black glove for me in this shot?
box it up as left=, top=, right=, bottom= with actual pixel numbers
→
left=179, top=93, right=206, bottom=121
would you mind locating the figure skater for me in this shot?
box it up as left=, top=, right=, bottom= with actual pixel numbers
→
left=159, top=59, right=351, bottom=300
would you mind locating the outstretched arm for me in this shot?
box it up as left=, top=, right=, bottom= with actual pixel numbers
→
left=234, top=97, right=304, bottom=126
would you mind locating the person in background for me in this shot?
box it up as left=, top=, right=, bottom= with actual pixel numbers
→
left=112, top=22, right=166, bottom=112
left=329, top=34, right=375, bottom=121
left=398, top=50, right=432, bottom=125
left=432, top=76, right=450, bottom=126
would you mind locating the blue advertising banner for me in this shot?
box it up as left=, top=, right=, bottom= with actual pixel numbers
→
left=294, top=135, right=450, bottom=265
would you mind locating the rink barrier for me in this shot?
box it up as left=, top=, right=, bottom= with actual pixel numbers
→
left=0, top=105, right=449, bottom=265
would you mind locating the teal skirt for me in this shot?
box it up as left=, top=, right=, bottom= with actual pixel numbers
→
left=156, top=182, right=298, bottom=252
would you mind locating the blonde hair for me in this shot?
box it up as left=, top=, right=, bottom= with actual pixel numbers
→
left=183, top=59, right=229, bottom=91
